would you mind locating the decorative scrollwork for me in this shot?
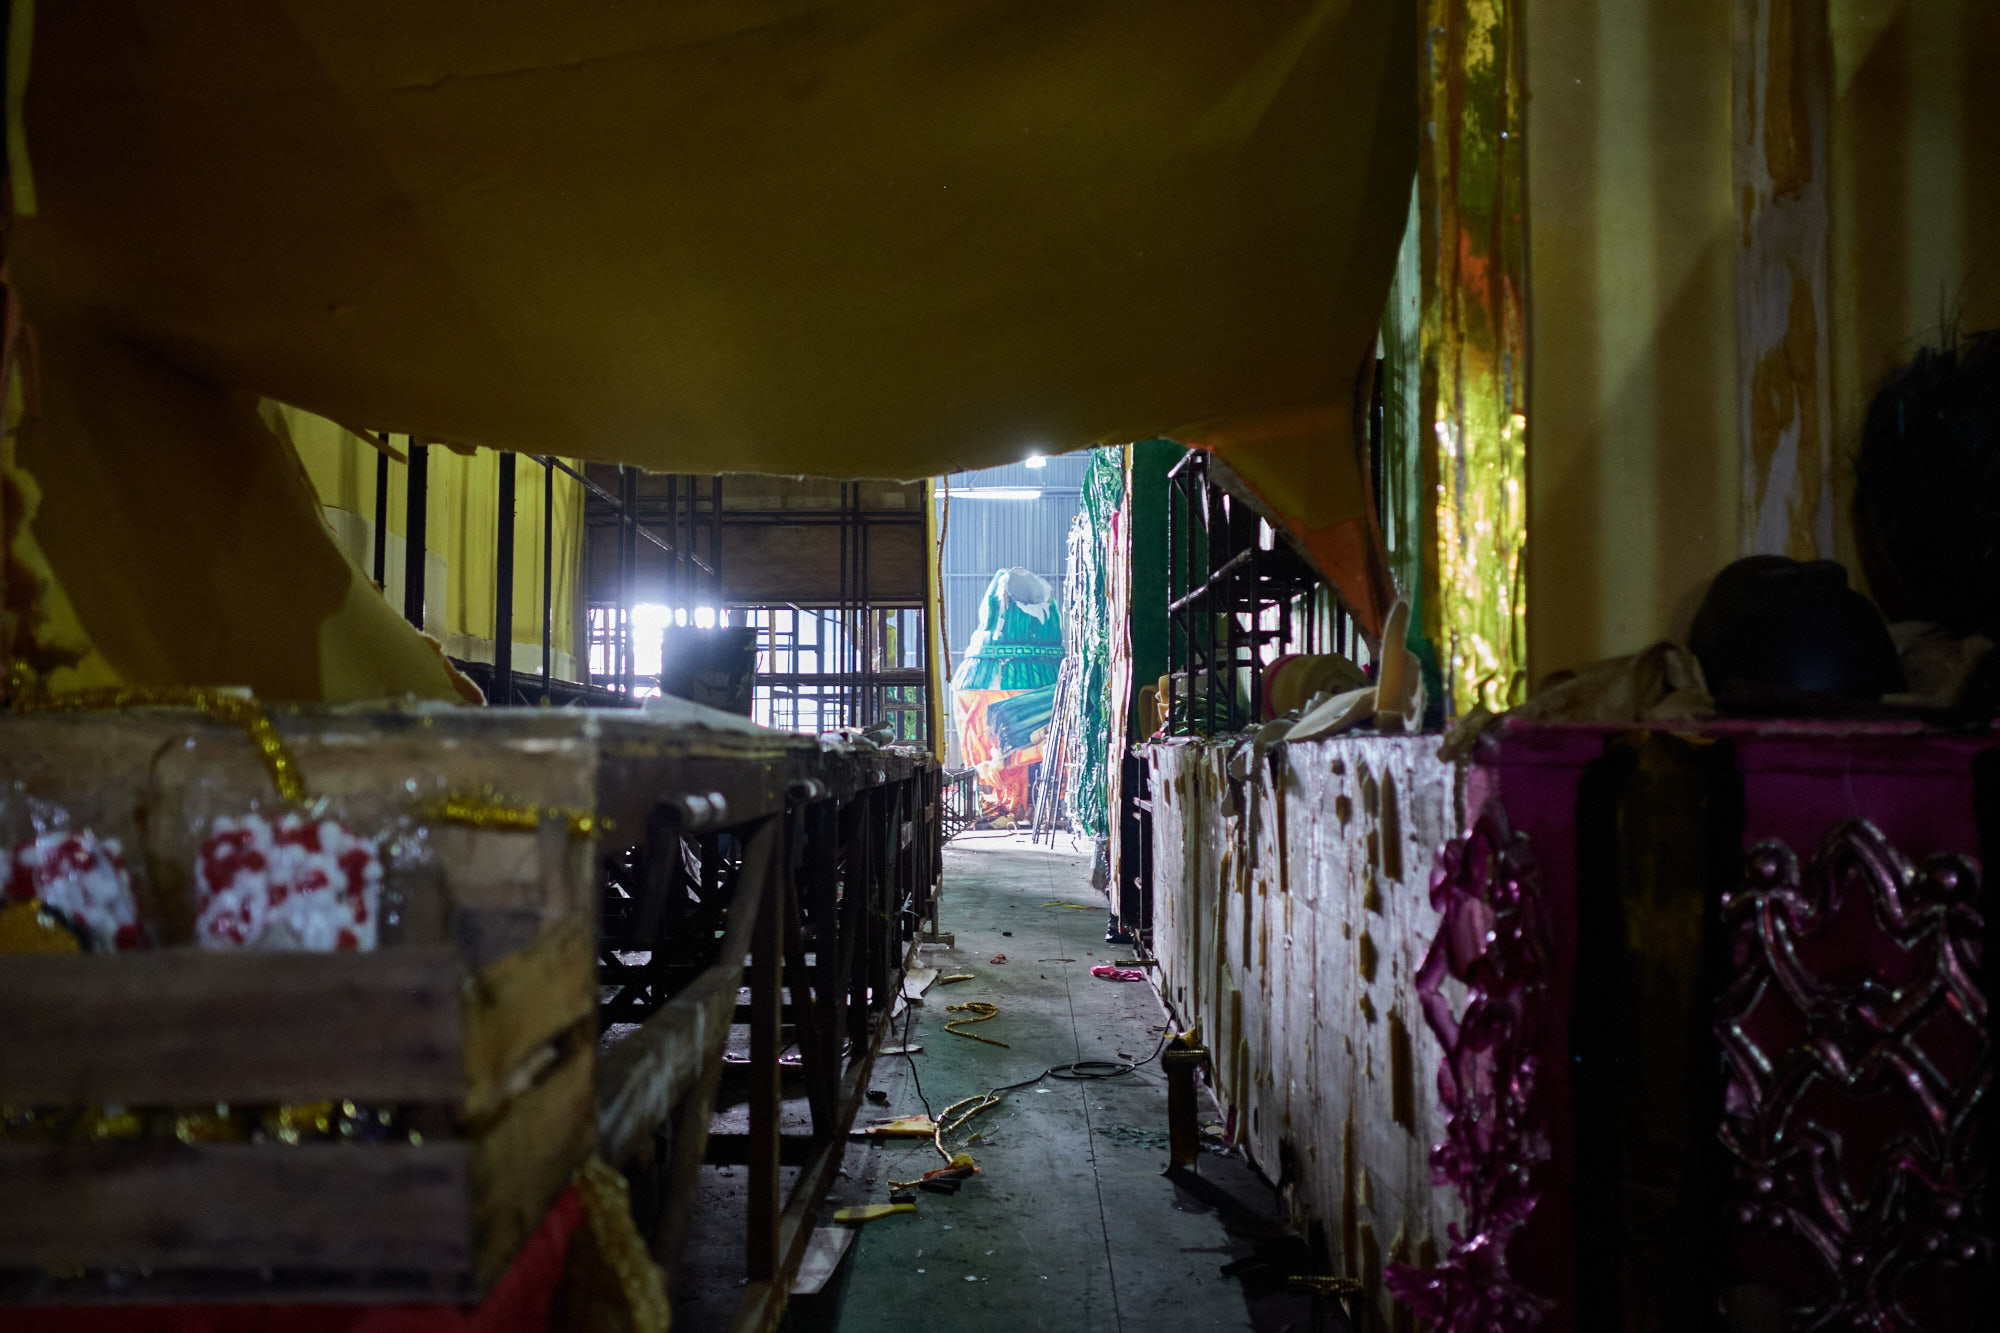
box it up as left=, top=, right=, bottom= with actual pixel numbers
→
left=1386, top=804, right=1553, bottom=1331
left=1718, top=819, right=1990, bottom=1330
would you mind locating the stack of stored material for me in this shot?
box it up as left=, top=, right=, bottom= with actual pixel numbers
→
left=0, top=703, right=807, bottom=1308
left=0, top=702, right=942, bottom=1331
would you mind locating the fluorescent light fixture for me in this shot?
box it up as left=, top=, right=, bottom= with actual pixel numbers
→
left=1024, top=453, right=1047, bottom=469
left=950, top=487, right=1042, bottom=500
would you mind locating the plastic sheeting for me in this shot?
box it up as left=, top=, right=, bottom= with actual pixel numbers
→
left=274, top=408, right=588, bottom=674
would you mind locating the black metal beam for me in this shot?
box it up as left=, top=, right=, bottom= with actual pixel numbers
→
left=549, top=456, right=718, bottom=576
left=402, top=441, right=428, bottom=630
left=542, top=457, right=555, bottom=700
left=494, top=451, right=517, bottom=706
left=372, top=439, right=390, bottom=589
left=619, top=465, right=638, bottom=697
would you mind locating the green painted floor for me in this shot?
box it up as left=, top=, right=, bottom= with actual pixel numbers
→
left=807, top=833, right=1315, bottom=1333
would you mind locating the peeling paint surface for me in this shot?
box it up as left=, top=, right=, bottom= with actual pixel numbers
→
left=1147, top=736, right=1462, bottom=1327
left=1736, top=0, right=1836, bottom=558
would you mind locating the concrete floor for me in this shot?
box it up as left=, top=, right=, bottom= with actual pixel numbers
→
left=803, top=833, right=1327, bottom=1333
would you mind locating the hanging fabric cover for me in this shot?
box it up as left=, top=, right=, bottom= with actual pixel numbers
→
left=5, top=1, right=1417, bottom=698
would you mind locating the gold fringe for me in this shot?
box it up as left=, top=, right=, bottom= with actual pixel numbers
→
left=418, top=786, right=608, bottom=839
left=570, top=1155, right=671, bottom=1333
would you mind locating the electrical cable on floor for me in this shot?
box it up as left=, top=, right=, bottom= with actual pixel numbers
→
left=899, top=995, right=936, bottom=1121
left=908, top=1020, right=1176, bottom=1161
left=989, top=1020, right=1174, bottom=1093
left=943, top=1000, right=1009, bottom=1046
left=893, top=838, right=1172, bottom=1172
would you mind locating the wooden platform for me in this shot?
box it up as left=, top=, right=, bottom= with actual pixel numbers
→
left=0, top=702, right=941, bottom=1331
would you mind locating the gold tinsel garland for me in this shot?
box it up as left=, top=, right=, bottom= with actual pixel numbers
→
left=571, top=1155, right=671, bottom=1333
left=4, top=666, right=608, bottom=838
left=6, top=669, right=306, bottom=802
left=420, top=787, right=609, bottom=840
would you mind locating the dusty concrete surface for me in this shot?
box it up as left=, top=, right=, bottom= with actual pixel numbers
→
left=804, top=833, right=1327, bottom=1333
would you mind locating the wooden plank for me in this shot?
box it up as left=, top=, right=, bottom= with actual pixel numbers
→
left=472, top=1043, right=597, bottom=1289
left=0, top=1141, right=471, bottom=1272
left=783, top=879, right=836, bottom=1137
left=651, top=1036, right=730, bottom=1283
left=594, top=970, right=738, bottom=1167
left=703, top=1134, right=819, bottom=1168
left=463, top=918, right=596, bottom=1122
left=0, top=948, right=463, bottom=1106
left=594, top=817, right=781, bottom=1166
left=747, top=820, right=786, bottom=1282
left=790, top=1226, right=856, bottom=1296
left=730, top=994, right=892, bottom=1333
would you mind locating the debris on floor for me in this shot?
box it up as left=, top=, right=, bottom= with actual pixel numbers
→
left=989, top=953, right=1007, bottom=963
left=1090, top=963, right=1146, bottom=981
left=936, top=972, right=976, bottom=986
left=834, top=1203, right=917, bottom=1224
left=822, top=836, right=1319, bottom=1333
left=891, top=1153, right=980, bottom=1190
left=855, top=1114, right=937, bottom=1139
left=943, top=1000, right=1007, bottom=1046
left=790, top=1226, right=858, bottom=1296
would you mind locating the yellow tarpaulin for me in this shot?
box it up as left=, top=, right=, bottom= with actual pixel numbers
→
left=5, top=1, right=1416, bottom=697
left=270, top=406, right=588, bottom=675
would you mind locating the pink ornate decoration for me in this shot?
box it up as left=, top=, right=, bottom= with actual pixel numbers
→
left=1386, top=805, right=1554, bottom=1330
left=1718, top=819, right=1989, bottom=1330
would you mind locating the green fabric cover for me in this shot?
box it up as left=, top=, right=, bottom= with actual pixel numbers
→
left=951, top=567, right=1064, bottom=693
left=1057, top=448, right=1126, bottom=837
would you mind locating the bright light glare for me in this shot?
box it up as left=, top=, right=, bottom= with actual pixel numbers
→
left=951, top=487, right=1042, bottom=500
left=632, top=603, right=672, bottom=677
left=632, top=603, right=722, bottom=676
left=1024, top=453, right=1047, bottom=469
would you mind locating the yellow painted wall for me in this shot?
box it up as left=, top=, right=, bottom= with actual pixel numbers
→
left=1828, top=0, right=2000, bottom=581
left=1520, top=0, right=2000, bottom=681
left=1523, top=0, right=1741, bottom=682
left=270, top=406, right=587, bottom=677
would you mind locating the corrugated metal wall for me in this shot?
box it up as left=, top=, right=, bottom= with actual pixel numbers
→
left=934, top=453, right=1090, bottom=673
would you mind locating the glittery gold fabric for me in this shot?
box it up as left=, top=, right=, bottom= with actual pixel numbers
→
left=1422, top=0, right=1528, bottom=711
left=570, top=1156, right=670, bottom=1333
left=0, top=898, right=82, bottom=953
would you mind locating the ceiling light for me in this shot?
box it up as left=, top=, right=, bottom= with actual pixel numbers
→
left=1024, top=454, right=1047, bottom=469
